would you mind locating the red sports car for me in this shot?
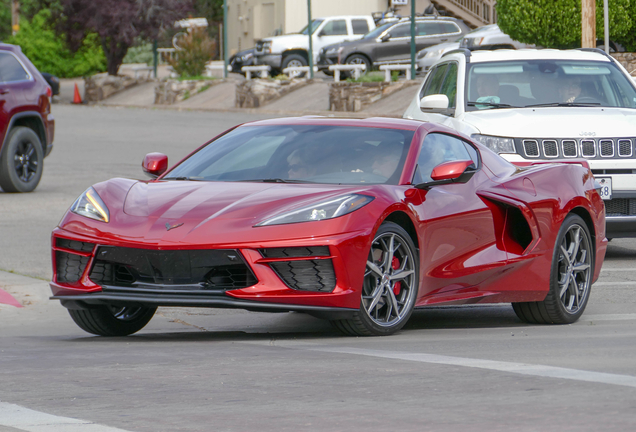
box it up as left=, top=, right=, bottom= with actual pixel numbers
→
left=50, top=117, right=607, bottom=336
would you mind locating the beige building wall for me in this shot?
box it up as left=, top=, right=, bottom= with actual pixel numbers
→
left=283, top=0, right=387, bottom=33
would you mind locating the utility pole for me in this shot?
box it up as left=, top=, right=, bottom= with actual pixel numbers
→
left=603, top=0, right=609, bottom=53
left=223, top=0, right=228, bottom=78
left=410, top=0, right=416, bottom=80
left=11, top=0, right=19, bottom=35
left=307, top=0, right=314, bottom=79
left=581, top=0, right=596, bottom=48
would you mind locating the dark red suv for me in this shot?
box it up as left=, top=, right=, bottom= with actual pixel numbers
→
left=0, top=43, right=54, bottom=192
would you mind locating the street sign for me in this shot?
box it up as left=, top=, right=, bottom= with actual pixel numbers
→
left=391, top=0, right=408, bottom=5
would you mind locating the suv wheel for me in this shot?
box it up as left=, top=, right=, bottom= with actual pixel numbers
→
left=0, top=126, right=44, bottom=193
left=345, top=54, right=371, bottom=78
left=282, top=54, right=307, bottom=78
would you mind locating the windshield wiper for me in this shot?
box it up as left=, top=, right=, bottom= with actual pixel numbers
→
left=238, top=178, right=315, bottom=184
left=524, top=102, right=601, bottom=108
left=467, top=101, right=517, bottom=108
left=162, top=176, right=204, bottom=181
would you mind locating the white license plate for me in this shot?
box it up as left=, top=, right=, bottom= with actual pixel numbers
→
left=596, top=176, right=612, bottom=200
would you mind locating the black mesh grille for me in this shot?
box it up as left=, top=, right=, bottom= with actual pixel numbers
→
left=604, top=199, right=636, bottom=216
left=581, top=140, right=596, bottom=157
left=523, top=140, right=539, bottom=157
left=618, top=140, right=632, bottom=157
left=562, top=140, right=577, bottom=157
left=600, top=140, right=614, bottom=157
left=56, top=251, right=90, bottom=283
left=261, top=246, right=330, bottom=258
left=88, top=247, right=257, bottom=290
left=543, top=140, right=558, bottom=157
left=269, top=259, right=336, bottom=292
left=55, top=238, right=94, bottom=253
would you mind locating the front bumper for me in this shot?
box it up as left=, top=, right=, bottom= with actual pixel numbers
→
left=254, top=54, right=282, bottom=70
left=50, top=227, right=370, bottom=312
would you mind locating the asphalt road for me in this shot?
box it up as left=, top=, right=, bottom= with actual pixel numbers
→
left=1, top=105, right=635, bottom=432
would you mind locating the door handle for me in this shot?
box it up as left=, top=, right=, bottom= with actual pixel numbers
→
left=0, top=89, right=9, bottom=95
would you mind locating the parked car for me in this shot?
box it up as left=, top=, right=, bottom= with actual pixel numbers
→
left=50, top=117, right=605, bottom=337
left=228, top=48, right=255, bottom=74
left=41, top=72, right=60, bottom=96
left=0, top=43, right=55, bottom=193
left=416, top=38, right=461, bottom=73
left=318, top=17, right=470, bottom=75
left=254, top=15, right=376, bottom=75
left=459, top=24, right=534, bottom=50
left=404, top=48, right=636, bottom=238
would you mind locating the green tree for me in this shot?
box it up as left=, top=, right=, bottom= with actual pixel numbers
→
left=496, top=0, right=631, bottom=49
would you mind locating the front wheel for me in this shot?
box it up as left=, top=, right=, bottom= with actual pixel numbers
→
left=68, top=305, right=157, bottom=336
left=512, top=214, right=593, bottom=324
left=345, top=54, right=371, bottom=78
left=281, top=54, right=307, bottom=78
left=332, top=222, right=419, bottom=336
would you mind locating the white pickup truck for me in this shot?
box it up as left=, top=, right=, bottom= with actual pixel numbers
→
left=254, top=15, right=376, bottom=74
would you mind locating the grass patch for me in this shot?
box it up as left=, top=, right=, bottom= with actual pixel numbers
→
left=176, top=75, right=217, bottom=82
left=346, top=71, right=399, bottom=83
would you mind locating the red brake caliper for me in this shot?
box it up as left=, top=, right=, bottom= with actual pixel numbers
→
left=391, top=256, right=401, bottom=295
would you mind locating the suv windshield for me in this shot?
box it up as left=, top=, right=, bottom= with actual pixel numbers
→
left=165, top=125, right=414, bottom=185
left=299, top=19, right=324, bottom=35
left=466, top=59, right=636, bottom=111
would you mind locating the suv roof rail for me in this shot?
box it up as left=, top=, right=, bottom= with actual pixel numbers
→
left=576, top=47, right=615, bottom=62
left=442, top=48, right=471, bottom=60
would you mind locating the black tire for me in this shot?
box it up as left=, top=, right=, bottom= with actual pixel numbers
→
left=68, top=305, right=157, bottom=336
left=0, top=126, right=44, bottom=193
left=281, top=54, right=307, bottom=78
left=332, top=222, right=419, bottom=336
left=512, top=214, right=593, bottom=324
left=345, top=54, right=371, bottom=78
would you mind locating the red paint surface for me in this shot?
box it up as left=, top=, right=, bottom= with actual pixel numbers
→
left=0, top=288, right=22, bottom=308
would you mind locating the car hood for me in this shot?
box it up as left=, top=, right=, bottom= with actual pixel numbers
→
left=462, top=107, right=636, bottom=138
left=262, top=34, right=309, bottom=50
left=61, top=179, right=384, bottom=247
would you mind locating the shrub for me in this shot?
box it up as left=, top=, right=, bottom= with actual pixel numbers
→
left=167, top=28, right=216, bottom=78
left=123, top=42, right=154, bottom=65
left=346, top=71, right=397, bottom=83
left=7, top=9, right=106, bottom=77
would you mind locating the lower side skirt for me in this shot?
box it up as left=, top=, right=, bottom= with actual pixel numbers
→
left=51, top=292, right=358, bottom=320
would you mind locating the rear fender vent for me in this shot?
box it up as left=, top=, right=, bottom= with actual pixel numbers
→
left=480, top=197, right=534, bottom=256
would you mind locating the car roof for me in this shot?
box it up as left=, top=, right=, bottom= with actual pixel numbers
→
left=241, top=116, right=424, bottom=131
left=466, top=49, right=612, bottom=63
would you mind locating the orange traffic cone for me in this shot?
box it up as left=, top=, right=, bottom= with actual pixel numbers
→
left=72, top=83, right=82, bottom=104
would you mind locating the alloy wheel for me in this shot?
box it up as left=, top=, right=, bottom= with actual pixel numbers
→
left=13, top=141, right=38, bottom=183
left=557, top=223, right=592, bottom=314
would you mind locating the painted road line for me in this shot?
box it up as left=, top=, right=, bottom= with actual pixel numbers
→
left=594, top=281, right=636, bottom=286
left=583, top=313, right=636, bottom=321
left=0, top=289, right=22, bottom=308
left=600, top=268, right=636, bottom=272
left=0, top=402, right=132, bottom=432
left=258, top=343, right=636, bottom=390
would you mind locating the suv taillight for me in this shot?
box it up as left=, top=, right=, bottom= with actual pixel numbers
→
left=46, top=86, right=52, bottom=98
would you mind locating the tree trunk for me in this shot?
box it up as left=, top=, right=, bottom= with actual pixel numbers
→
left=102, top=37, right=130, bottom=76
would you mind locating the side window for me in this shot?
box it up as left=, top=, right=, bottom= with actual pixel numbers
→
left=0, top=53, right=29, bottom=82
left=413, top=133, right=476, bottom=184
left=389, top=24, right=410, bottom=38
left=351, top=19, right=369, bottom=35
left=439, top=62, right=458, bottom=108
left=440, top=22, right=460, bottom=34
left=321, top=20, right=347, bottom=36
left=417, top=22, right=442, bottom=36
left=420, top=64, right=448, bottom=99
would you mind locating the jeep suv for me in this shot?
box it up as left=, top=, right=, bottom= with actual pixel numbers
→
left=403, top=48, right=636, bottom=238
left=0, top=43, right=54, bottom=192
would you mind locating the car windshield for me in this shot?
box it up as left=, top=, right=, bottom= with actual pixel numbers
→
left=466, top=59, right=636, bottom=111
left=164, top=125, right=415, bottom=185
left=363, top=22, right=393, bottom=39
left=299, top=19, right=324, bottom=35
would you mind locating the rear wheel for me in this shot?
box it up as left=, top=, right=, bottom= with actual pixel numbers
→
left=0, top=126, right=43, bottom=193
left=332, top=222, right=419, bottom=336
left=512, top=214, right=593, bottom=324
left=68, top=305, right=157, bottom=336
left=345, top=54, right=370, bottom=78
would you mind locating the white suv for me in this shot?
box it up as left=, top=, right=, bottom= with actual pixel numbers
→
left=404, top=48, right=636, bottom=238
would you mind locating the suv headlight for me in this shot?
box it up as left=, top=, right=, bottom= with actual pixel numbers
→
left=256, top=194, right=374, bottom=226
left=261, top=41, right=271, bottom=53
left=472, top=134, right=516, bottom=154
left=71, top=187, right=110, bottom=223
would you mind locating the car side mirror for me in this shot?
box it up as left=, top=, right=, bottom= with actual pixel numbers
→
left=420, top=94, right=449, bottom=111
left=415, top=159, right=476, bottom=189
left=142, top=153, right=168, bottom=178
left=380, top=33, right=391, bottom=42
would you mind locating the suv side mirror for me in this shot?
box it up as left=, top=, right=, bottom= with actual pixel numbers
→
left=420, top=94, right=449, bottom=110
left=142, top=153, right=168, bottom=178
left=380, top=33, right=391, bottom=42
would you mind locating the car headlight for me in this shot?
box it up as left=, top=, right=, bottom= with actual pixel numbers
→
left=256, top=194, right=374, bottom=226
left=71, top=187, right=110, bottom=223
left=326, top=47, right=338, bottom=55
left=261, top=41, right=271, bottom=53
left=427, top=48, right=444, bottom=57
left=241, top=53, right=253, bottom=61
left=471, top=134, right=516, bottom=154
left=416, top=50, right=427, bottom=60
